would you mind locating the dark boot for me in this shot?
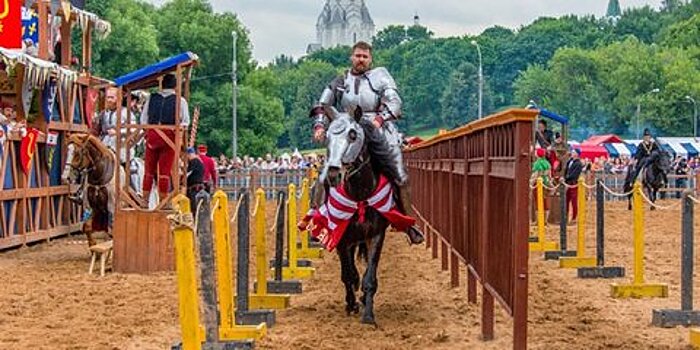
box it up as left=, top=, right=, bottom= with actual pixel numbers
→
left=398, top=184, right=424, bottom=245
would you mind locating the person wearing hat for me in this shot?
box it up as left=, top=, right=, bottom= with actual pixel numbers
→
left=186, top=147, right=205, bottom=206
left=564, top=148, right=583, bottom=224
left=630, top=128, right=660, bottom=183
left=197, top=144, right=217, bottom=193
left=140, top=73, right=191, bottom=206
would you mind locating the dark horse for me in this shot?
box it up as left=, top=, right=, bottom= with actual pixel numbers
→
left=63, top=134, right=124, bottom=246
left=324, top=108, right=391, bottom=325
left=623, top=148, right=671, bottom=210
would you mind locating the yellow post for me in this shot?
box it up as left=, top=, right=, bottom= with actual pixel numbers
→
left=537, top=177, right=545, bottom=244
left=610, top=182, right=668, bottom=298
left=255, top=189, right=268, bottom=296
left=298, top=178, right=323, bottom=259
left=172, top=194, right=202, bottom=350
left=300, top=179, right=310, bottom=253
left=212, top=191, right=235, bottom=332
left=577, top=177, right=586, bottom=256
left=529, top=178, right=559, bottom=252
left=690, top=328, right=700, bottom=348
left=559, top=178, right=596, bottom=268
left=279, top=183, right=315, bottom=279
left=248, top=189, right=291, bottom=310
left=211, top=191, right=267, bottom=341
left=632, top=181, right=644, bottom=285
left=289, top=184, right=298, bottom=270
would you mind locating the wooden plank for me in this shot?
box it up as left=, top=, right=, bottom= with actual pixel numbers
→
left=47, top=121, right=89, bottom=133
left=0, top=224, right=80, bottom=250
left=135, top=211, right=150, bottom=272
left=147, top=211, right=159, bottom=272
left=0, top=186, right=72, bottom=201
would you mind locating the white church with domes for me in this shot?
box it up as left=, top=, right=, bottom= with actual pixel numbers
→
left=307, top=0, right=376, bottom=53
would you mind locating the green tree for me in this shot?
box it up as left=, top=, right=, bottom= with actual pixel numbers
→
left=304, top=46, right=351, bottom=67
left=661, top=13, right=700, bottom=48
left=440, top=62, right=493, bottom=127
left=153, top=0, right=254, bottom=82
left=373, top=25, right=408, bottom=50
left=286, top=60, right=340, bottom=150
left=406, top=25, right=434, bottom=41
left=84, top=0, right=160, bottom=79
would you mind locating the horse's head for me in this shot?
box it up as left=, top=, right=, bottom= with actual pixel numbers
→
left=324, top=108, right=366, bottom=187
left=651, top=149, right=672, bottom=174
left=62, top=134, right=96, bottom=183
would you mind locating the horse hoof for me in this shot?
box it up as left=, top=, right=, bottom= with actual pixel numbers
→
left=361, top=315, right=376, bottom=325
left=346, top=304, right=360, bottom=315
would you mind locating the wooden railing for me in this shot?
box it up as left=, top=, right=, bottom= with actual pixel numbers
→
left=404, top=109, right=536, bottom=350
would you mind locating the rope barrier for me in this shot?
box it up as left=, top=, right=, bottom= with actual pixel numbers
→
left=230, top=193, right=245, bottom=224
left=600, top=182, right=634, bottom=198
left=192, top=199, right=205, bottom=235
left=689, top=195, right=700, bottom=205
left=639, top=190, right=682, bottom=210
left=210, top=197, right=220, bottom=222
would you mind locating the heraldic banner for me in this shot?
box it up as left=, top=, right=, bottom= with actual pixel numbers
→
left=20, top=127, right=39, bottom=174
left=0, top=0, right=21, bottom=49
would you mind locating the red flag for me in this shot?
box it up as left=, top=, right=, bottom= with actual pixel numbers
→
left=85, top=88, right=98, bottom=128
left=20, top=127, right=38, bottom=174
left=0, top=0, right=21, bottom=49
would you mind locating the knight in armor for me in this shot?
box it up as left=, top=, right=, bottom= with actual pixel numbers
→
left=91, top=87, right=133, bottom=166
left=140, top=74, right=190, bottom=206
left=629, top=128, right=660, bottom=183
left=303, top=41, right=424, bottom=245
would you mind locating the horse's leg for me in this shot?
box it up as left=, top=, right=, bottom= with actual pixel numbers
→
left=647, top=185, right=656, bottom=211
left=361, top=231, right=386, bottom=325
left=338, top=245, right=360, bottom=315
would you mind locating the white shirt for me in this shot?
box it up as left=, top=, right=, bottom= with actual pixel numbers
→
left=140, top=89, right=190, bottom=127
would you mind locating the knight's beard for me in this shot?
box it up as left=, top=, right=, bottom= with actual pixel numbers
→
left=352, top=64, right=370, bottom=74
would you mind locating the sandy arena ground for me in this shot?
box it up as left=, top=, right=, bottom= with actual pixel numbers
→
left=1, top=199, right=699, bottom=349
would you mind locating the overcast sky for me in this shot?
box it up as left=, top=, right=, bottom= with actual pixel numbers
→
left=151, top=0, right=661, bottom=63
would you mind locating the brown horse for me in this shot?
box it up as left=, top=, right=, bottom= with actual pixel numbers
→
left=63, top=134, right=124, bottom=246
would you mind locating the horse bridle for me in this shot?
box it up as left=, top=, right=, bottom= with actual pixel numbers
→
left=70, top=140, right=97, bottom=174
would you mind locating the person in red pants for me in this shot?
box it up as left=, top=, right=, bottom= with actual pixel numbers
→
left=197, top=144, right=217, bottom=193
left=564, top=148, right=583, bottom=224
left=140, top=74, right=190, bottom=207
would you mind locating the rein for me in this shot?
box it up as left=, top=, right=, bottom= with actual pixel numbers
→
left=345, top=157, right=371, bottom=181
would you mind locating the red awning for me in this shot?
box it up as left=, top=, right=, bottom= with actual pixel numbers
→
left=573, top=144, right=609, bottom=160
left=582, top=134, right=624, bottom=146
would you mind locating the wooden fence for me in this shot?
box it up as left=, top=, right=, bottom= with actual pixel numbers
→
left=404, top=109, right=536, bottom=350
